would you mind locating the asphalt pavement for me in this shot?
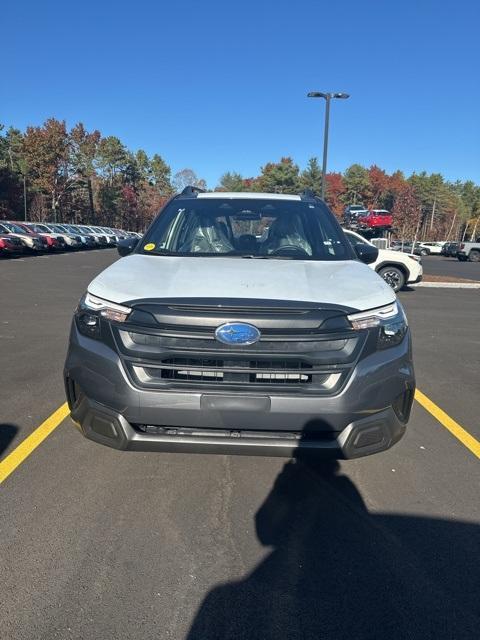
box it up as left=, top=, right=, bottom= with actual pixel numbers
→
left=420, top=254, right=480, bottom=281
left=1, top=249, right=479, bottom=640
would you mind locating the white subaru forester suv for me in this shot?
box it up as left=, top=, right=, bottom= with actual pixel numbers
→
left=64, top=188, right=415, bottom=459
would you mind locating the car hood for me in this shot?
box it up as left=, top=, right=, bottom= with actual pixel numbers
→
left=5, top=232, right=33, bottom=242
left=88, top=255, right=396, bottom=312
left=377, top=248, right=417, bottom=262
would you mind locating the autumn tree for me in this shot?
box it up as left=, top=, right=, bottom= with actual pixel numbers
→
left=3, top=116, right=480, bottom=241
left=22, top=118, right=75, bottom=221
left=392, top=183, right=423, bottom=240
left=324, top=172, right=346, bottom=216
left=366, top=165, right=390, bottom=208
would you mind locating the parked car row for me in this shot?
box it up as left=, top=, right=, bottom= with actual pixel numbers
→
left=390, top=240, right=447, bottom=256
left=0, top=221, right=142, bottom=257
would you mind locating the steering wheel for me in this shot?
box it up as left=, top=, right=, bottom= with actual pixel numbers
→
left=270, top=244, right=310, bottom=257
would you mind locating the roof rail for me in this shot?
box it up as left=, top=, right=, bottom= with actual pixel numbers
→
left=180, top=185, right=206, bottom=197
left=299, top=189, right=318, bottom=201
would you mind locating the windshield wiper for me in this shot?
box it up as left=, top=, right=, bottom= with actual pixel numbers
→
left=240, top=254, right=268, bottom=259
left=239, top=254, right=298, bottom=259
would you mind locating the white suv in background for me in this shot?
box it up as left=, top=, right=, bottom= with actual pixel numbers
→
left=418, top=241, right=445, bottom=255
left=344, top=229, right=423, bottom=291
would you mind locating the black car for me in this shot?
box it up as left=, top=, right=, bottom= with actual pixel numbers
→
left=441, top=242, right=459, bottom=257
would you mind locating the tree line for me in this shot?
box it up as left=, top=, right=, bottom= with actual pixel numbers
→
left=1, top=118, right=479, bottom=240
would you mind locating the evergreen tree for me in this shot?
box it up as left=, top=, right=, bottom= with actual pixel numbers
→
left=343, top=164, right=369, bottom=205
left=218, top=171, right=245, bottom=192
left=151, top=154, right=173, bottom=194
left=256, top=157, right=300, bottom=194
left=300, top=157, right=322, bottom=194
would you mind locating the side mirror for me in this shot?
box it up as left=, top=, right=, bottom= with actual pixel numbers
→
left=117, top=237, right=138, bottom=257
left=355, top=243, right=378, bottom=264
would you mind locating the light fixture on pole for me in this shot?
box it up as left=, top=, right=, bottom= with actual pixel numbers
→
left=307, top=92, right=349, bottom=200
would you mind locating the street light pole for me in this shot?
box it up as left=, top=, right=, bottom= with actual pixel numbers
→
left=307, top=91, right=349, bottom=200
left=321, top=96, right=331, bottom=200
left=23, top=174, right=27, bottom=221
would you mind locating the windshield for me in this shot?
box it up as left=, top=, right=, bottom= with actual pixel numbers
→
left=29, top=224, right=50, bottom=232
left=4, top=222, right=25, bottom=233
left=140, top=198, right=352, bottom=261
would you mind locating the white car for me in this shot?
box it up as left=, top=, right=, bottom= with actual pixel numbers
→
left=344, top=229, right=423, bottom=291
left=417, top=241, right=445, bottom=255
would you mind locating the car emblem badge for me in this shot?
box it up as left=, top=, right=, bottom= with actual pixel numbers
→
left=215, top=322, right=261, bottom=346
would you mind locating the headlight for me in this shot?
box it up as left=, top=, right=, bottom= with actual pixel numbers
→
left=75, top=292, right=131, bottom=338
left=348, top=301, right=408, bottom=349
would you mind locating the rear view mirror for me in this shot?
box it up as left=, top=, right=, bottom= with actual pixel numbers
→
left=355, top=243, right=378, bottom=265
left=117, top=237, right=138, bottom=257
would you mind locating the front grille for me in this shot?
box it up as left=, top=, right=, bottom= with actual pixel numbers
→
left=134, top=357, right=331, bottom=386
left=109, top=299, right=366, bottom=395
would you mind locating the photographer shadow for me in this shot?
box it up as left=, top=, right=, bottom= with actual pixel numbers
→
left=0, top=423, right=18, bottom=457
left=187, top=457, right=479, bottom=640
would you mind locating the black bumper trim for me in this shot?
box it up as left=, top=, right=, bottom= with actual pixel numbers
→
left=70, top=396, right=406, bottom=459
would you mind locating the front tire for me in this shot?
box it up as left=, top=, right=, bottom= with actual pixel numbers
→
left=378, top=265, right=406, bottom=292
left=468, top=250, right=480, bottom=262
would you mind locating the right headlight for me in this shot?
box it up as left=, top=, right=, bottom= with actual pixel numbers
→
left=348, top=301, right=408, bottom=349
left=75, top=292, right=131, bottom=339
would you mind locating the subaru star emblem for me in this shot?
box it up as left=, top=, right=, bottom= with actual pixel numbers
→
left=215, top=322, right=261, bottom=346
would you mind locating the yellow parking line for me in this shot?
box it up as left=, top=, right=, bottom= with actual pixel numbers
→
left=415, top=389, right=480, bottom=459
left=0, top=403, right=70, bottom=485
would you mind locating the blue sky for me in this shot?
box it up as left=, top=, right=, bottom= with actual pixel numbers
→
left=3, top=0, right=479, bottom=187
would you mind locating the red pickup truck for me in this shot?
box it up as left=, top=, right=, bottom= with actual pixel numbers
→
left=357, top=209, right=393, bottom=230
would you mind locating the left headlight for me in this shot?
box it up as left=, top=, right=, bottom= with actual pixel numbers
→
left=348, top=301, right=408, bottom=349
left=75, top=292, right=131, bottom=338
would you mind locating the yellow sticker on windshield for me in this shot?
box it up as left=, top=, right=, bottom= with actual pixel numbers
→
left=144, top=243, right=155, bottom=251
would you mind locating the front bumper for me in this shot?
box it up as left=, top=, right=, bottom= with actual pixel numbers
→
left=64, top=324, right=415, bottom=459
left=406, top=260, right=423, bottom=284
left=410, top=273, right=423, bottom=284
